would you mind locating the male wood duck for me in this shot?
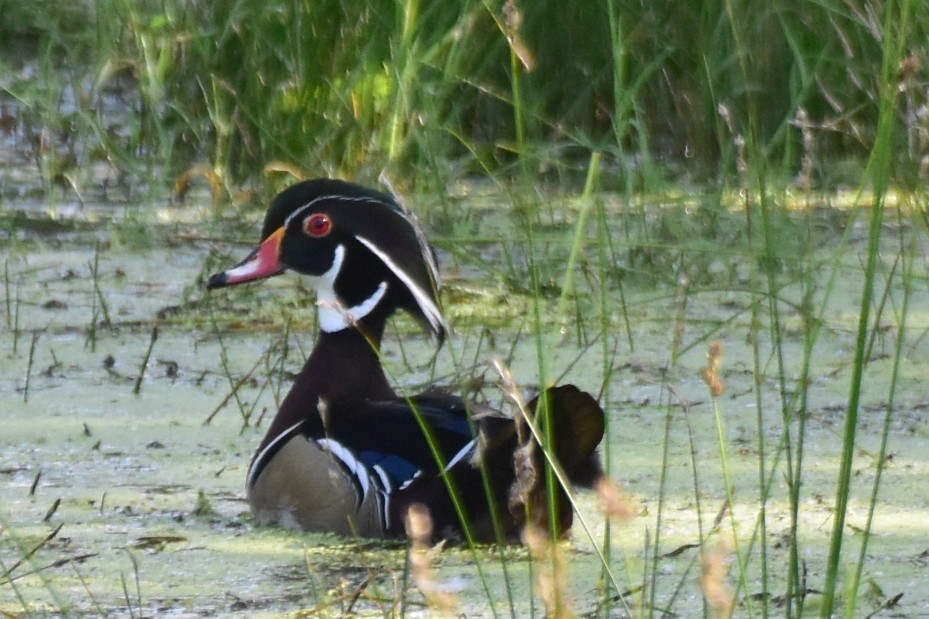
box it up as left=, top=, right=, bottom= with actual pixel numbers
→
left=207, top=179, right=605, bottom=542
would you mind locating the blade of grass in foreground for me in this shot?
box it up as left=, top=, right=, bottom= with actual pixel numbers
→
left=370, top=331, right=512, bottom=618
left=0, top=509, right=73, bottom=614
left=848, top=224, right=911, bottom=617
left=820, top=0, right=912, bottom=614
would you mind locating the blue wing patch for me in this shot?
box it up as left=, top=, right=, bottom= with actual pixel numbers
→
left=358, top=451, right=421, bottom=491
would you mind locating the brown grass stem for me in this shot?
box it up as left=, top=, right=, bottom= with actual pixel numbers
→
left=203, top=346, right=269, bottom=425
left=12, top=280, right=21, bottom=355
left=23, top=331, right=39, bottom=403
left=3, top=258, right=10, bottom=329
left=132, top=325, right=159, bottom=395
left=2, top=523, right=63, bottom=577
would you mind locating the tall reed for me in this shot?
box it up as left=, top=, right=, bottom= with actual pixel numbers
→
left=2, top=0, right=925, bottom=616
left=3, top=1, right=924, bottom=197
left=821, top=0, right=916, bottom=615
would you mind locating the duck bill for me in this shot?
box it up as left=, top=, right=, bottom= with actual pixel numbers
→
left=207, top=227, right=286, bottom=289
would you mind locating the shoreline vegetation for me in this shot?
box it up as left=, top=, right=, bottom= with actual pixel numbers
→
left=0, top=1, right=925, bottom=201
left=2, top=1, right=928, bottom=617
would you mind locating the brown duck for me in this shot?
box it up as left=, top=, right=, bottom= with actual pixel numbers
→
left=208, top=179, right=605, bottom=542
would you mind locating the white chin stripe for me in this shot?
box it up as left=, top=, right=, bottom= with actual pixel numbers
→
left=306, top=242, right=390, bottom=333
left=355, top=235, right=446, bottom=337
left=318, top=281, right=388, bottom=333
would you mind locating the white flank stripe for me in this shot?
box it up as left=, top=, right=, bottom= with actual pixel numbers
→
left=317, top=438, right=370, bottom=499
left=246, top=421, right=304, bottom=490
left=373, top=464, right=394, bottom=531
left=372, top=464, right=394, bottom=492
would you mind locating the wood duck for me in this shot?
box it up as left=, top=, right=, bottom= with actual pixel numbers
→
left=207, top=179, right=605, bottom=542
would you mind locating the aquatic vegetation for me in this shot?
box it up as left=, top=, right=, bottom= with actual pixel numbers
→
left=1, top=0, right=927, bottom=200
left=2, top=0, right=928, bottom=616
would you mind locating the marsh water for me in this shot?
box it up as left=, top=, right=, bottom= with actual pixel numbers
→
left=2, top=193, right=929, bottom=617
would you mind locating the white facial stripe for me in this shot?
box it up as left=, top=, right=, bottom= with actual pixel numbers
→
left=284, top=194, right=397, bottom=228
left=282, top=191, right=443, bottom=338
left=356, top=235, right=446, bottom=336
left=407, top=212, right=442, bottom=290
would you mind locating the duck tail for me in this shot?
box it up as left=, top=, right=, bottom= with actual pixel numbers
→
left=510, top=384, right=606, bottom=536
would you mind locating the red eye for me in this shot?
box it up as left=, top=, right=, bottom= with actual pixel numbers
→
left=303, top=213, right=332, bottom=238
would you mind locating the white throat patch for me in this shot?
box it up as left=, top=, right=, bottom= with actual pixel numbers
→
left=312, top=244, right=389, bottom=333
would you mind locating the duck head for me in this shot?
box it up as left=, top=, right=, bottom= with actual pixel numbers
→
left=208, top=179, right=446, bottom=343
